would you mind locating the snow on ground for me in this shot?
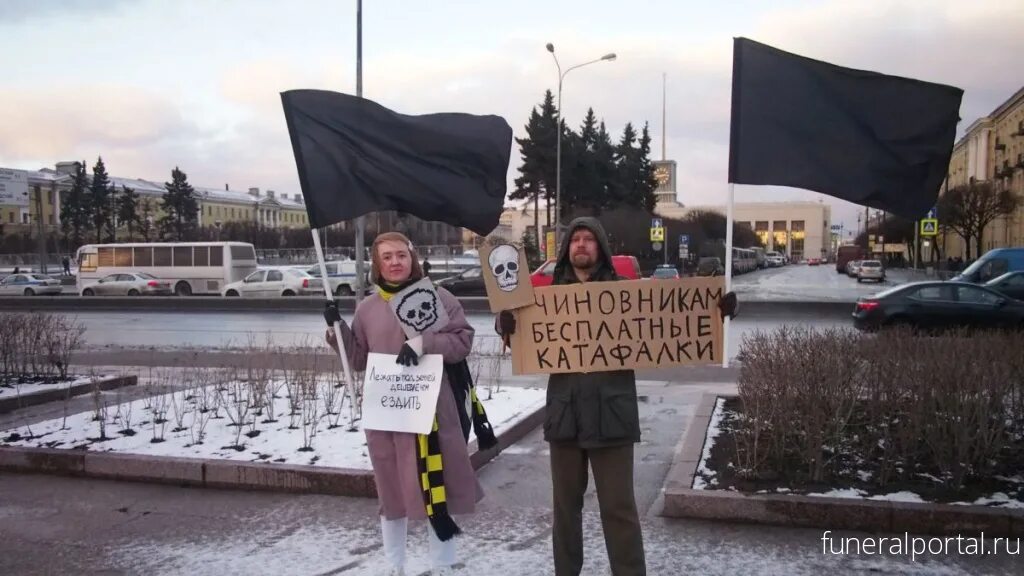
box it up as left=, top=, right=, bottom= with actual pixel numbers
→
left=0, top=376, right=90, bottom=398
left=959, top=493, right=1024, bottom=509
left=1, top=384, right=545, bottom=469
left=808, top=488, right=867, bottom=499
left=867, top=491, right=926, bottom=503
left=691, top=396, right=725, bottom=490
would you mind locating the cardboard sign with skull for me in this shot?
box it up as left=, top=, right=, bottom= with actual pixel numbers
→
left=388, top=278, right=451, bottom=338
left=479, top=243, right=535, bottom=313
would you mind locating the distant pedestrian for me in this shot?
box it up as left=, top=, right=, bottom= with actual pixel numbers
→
left=422, top=259, right=432, bottom=277
left=12, top=266, right=19, bottom=274
left=62, top=256, right=71, bottom=276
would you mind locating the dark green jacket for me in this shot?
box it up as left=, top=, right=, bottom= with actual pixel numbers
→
left=543, top=217, right=641, bottom=449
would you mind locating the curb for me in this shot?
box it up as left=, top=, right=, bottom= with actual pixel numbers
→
left=0, top=401, right=546, bottom=499
left=660, top=392, right=1024, bottom=537
left=0, top=374, right=137, bottom=414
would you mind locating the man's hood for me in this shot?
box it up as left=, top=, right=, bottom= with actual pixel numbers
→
left=552, top=217, right=615, bottom=284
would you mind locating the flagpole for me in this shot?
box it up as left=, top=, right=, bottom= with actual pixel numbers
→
left=353, top=0, right=367, bottom=304
left=313, top=229, right=358, bottom=429
left=722, top=183, right=734, bottom=368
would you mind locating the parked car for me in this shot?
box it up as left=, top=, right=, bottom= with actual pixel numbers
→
left=433, top=266, right=486, bottom=296
left=766, top=255, right=785, bottom=267
left=0, top=273, right=63, bottom=296
left=303, top=260, right=371, bottom=296
left=807, top=258, right=821, bottom=266
left=696, top=257, right=725, bottom=277
left=852, top=281, right=1024, bottom=332
left=222, top=269, right=322, bottom=297
left=80, top=272, right=172, bottom=296
left=952, top=248, right=1024, bottom=284
left=649, top=264, right=680, bottom=280
left=856, top=260, right=885, bottom=283
left=984, top=271, right=1024, bottom=301
left=530, top=255, right=641, bottom=287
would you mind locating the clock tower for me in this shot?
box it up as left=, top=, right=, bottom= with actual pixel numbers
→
left=652, top=160, right=677, bottom=205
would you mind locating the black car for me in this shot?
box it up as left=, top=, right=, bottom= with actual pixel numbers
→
left=434, top=266, right=486, bottom=296
left=852, top=281, right=1024, bottom=332
left=985, top=271, right=1024, bottom=301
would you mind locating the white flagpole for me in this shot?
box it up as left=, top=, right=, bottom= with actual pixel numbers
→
left=722, top=183, right=735, bottom=368
left=312, top=228, right=358, bottom=428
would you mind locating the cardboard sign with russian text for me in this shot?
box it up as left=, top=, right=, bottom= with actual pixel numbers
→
left=510, top=277, right=725, bottom=374
left=479, top=243, right=535, bottom=312
left=361, top=352, right=444, bottom=435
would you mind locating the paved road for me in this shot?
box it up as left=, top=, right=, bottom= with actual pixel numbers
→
left=732, top=264, right=924, bottom=302
left=1, top=380, right=1016, bottom=576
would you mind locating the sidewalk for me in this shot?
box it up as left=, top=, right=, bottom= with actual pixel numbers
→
left=0, top=375, right=1018, bottom=575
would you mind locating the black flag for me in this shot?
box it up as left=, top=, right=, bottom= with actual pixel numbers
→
left=281, top=90, right=513, bottom=235
left=728, top=38, right=963, bottom=220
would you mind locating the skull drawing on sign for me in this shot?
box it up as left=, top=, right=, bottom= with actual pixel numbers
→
left=395, top=288, right=440, bottom=333
left=488, top=244, right=520, bottom=292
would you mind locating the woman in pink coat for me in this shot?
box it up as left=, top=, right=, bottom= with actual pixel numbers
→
left=326, top=231, right=481, bottom=576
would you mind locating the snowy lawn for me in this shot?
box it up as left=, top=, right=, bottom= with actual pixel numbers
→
left=1, top=379, right=545, bottom=470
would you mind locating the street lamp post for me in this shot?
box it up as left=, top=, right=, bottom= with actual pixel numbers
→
left=546, top=43, right=616, bottom=246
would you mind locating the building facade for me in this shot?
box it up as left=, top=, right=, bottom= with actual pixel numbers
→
left=941, top=86, right=1024, bottom=259
left=662, top=201, right=832, bottom=261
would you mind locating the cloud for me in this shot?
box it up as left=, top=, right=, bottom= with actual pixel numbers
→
left=4, top=0, right=1021, bottom=235
left=0, top=85, right=201, bottom=161
left=0, top=0, right=136, bottom=24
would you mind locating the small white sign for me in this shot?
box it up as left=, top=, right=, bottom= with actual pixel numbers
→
left=361, top=352, right=444, bottom=435
left=388, top=277, right=450, bottom=339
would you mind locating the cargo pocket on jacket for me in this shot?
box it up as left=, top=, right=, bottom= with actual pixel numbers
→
left=599, top=389, right=637, bottom=441
left=544, top=395, right=577, bottom=441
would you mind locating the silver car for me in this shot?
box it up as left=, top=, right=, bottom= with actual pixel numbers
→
left=81, top=272, right=173, bottom=296
left=0, top=273, right=63, bottom=296
left=857, top=260, right=885, bottom=283
left=222, top=268, right=323, bottom=297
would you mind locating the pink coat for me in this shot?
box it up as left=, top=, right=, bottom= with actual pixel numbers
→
left=340, top=287, right=483, bottom=520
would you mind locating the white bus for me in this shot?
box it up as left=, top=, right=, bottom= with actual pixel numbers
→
left=76, top=242, right=258, bottom=296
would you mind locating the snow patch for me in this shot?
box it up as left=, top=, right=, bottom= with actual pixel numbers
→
left=1, top=384, right=545, bottom=469
left=691, top=397, right=725, bottom=490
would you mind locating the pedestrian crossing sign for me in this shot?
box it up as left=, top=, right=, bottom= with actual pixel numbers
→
left=650, top=227, right=665, bottom=242
left=920, top=218, right=938, bottom=236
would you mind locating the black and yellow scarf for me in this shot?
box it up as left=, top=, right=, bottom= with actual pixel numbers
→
left=445, top=360, right=497, bottom=450
left=379, top=278, right=468, bottom=541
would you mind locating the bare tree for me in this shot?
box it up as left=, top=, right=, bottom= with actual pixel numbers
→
left=936, top=181, right=1021, bottom=259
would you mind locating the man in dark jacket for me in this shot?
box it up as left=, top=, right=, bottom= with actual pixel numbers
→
left=498, top=217, right=736, bottom=576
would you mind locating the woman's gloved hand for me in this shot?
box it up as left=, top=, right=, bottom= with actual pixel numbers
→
left=395, top=336, right=424, bottom=367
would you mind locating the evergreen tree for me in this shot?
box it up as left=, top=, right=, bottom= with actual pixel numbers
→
left=612, top=123, right=638, bottom=208
left=564, top=109, right=604, bottom=214
left=89, top=157, right=113, bottom=244
left=139, top=199, right=154, bottom=242
left=593, top=121, right=617, bottom=210
left=117, top=186, right=141, bottom=242
left=60, top=161, right=90, bottom=248
left=635, top=123, right=659, bottom=212
left=511, top=90, right=559, bottom=231
left=159, top=167, right=200, bottom=241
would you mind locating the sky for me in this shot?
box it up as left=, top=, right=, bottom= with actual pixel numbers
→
left=1, top=0, right=1022, bottom=233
